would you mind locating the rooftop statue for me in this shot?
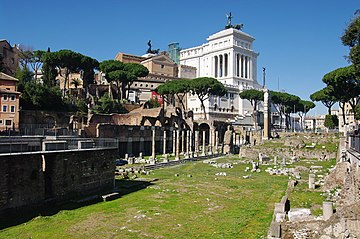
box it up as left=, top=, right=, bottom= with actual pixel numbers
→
left=146, top=40, right=160, bottom=54
left=225, top=12, right=244, bottom=30
left=226, top=12, right=232, bottom=28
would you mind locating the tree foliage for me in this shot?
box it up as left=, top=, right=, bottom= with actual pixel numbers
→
left=324, top=115, right=339, bottom=129
left=189, top=77, right=227, bottom=119
left=99, top=60, right=148, bottom=101
left=322, top=65, right=360, bottom=111
left=239, top=89, right=264, bottom=129
left=92, top=93, right=127, bottom=114
left=342, top=13, right=360, bottom=70
left=310, top=87, right=337, bottom=115
left=155, top=79, right=190, bottom=110
left=270, top=91, right=301, bottom=130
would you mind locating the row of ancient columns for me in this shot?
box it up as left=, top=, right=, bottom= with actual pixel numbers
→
left=150, top=127, right=224, bottom=160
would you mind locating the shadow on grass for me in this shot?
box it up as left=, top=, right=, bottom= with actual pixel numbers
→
left=0, top=178, right=154, bottom=230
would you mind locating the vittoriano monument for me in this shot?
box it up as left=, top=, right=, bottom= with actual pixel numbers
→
left=225, top=12, right=244, bottom=30
left=146, top=40, right=160, bottom=54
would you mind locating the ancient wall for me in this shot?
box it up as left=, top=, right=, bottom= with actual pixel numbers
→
left=0, top=148, right=117, bottom=213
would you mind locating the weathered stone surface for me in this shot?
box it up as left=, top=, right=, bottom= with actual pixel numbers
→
left=0, top=148, right=117, bottom=213
left=288, top=208, right=311, bottom=222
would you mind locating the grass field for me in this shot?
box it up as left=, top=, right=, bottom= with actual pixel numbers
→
left=0, top=157, right=289, bottom=239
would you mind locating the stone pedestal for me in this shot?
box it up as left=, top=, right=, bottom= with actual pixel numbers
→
left=309, top=174, right=315, bottom=189
left=269, top=221, right=281, bottom=238
left=163, top=154, right=169, bottom=163
left=323, top=201, right=333, bottom=220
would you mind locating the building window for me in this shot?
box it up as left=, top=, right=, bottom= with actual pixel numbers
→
left=3, top=95, right=8, bottom=101
left=5, top=120, right=11, bottom=126
left=135, top=84, right=137, bottom=86
left=2, top=105, right=7, bottom=112
left=151, top=85, right=153, bottom=88
left=161, top=65, right=164, bottom=68
left=10, top=105, right=15, bottom=112
left=146, top=84, right=148, bottom=87
left=0, top=119, right=2, bottom=125
left=10, top=95, right=15, bottom=101
left=230, top=93, right=234, bottom=99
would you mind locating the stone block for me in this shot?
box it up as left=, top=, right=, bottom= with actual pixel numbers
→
left=42, top=140, right=68, bottom=151
left=77, top=140, right=94, bottom=149
left=275, top=212, right=286, bottom=222
left=322, top=201, right=333, bottom=220
left=274, top=202, right=285, bottom=213
left=269, top=221, right=281, bottom=238
left=288, top=208, right=311, bottom=222
left=102, top=192, right=120, bottom=202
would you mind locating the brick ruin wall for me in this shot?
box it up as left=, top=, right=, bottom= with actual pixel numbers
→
left=0, top=148, right=117, bottom=213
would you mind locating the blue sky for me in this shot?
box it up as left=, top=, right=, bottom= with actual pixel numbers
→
left=1, top=0, right=358, bottom=115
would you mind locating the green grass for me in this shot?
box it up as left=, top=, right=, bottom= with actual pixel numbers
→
left=0, top=157, right=289, bottom=239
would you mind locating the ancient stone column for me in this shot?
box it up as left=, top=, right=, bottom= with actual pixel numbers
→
left=127, top=127, right=133, bottom=156
left=175, top=129, right=180, bottom=160
left=189, top=130, right=193, bottom=157
left=151, top=126, right=156, bottom=160
left=140, top=126, right=145, bottom=154
left=208, top=130, right=213, bottom=155
left=181, top=129, right=185, bottom=155
left=202, top=130, right=206, bottom=156
left=309, top=174, right=315, bottom=189
left=172, top=129, right=176, bottom=156
left=163, top=129, right=167, bottom=155
left=194, top=130, right=199, bottom=157
left=263, top=89, right=271, bottom=140
left=323, top=201, right=333, bottom=220
left=215, top=130, right=219, bottom=154
left=185, top=130, right=190, bottom=158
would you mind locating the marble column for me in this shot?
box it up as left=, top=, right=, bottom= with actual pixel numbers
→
left=189, top=130, right=193, bottom=157
left=163, top=129, right=167, bottom=155
left=263, top=89, right=271, bottom=140
left=175, top=129, right=180, bottom=160
left=194, top=130, right=199, bottom=157
left=127, top=127, right=133, bottom=155
left=181, top=129, right=185, bottom=155
left=212, top=130, right=217, bottom=154
left=214, top=130, right=219, bottom=154
left=202, top=130, right=206, bottom=156
left=185, top=130, right=190, bottom=158
left=151, top=126, right=156, bottom=160
left=172, top=129, right=176, bottom=156
left=140, top=126, right=144, bottom=154
left=208, top=129, right=213, bottom=155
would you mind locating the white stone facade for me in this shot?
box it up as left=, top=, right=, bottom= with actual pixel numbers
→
left=180, top=28, right=261, bottom=121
